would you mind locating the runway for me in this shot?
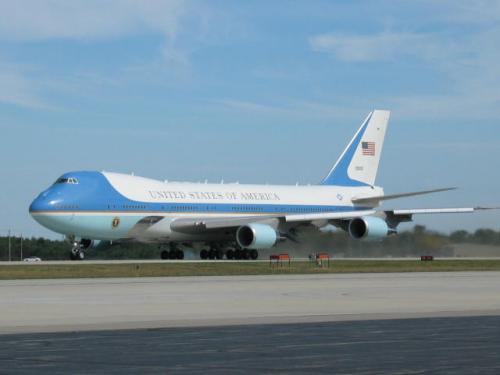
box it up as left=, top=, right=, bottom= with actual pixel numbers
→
left=1, top=272, right=500, bottom=334
left=2, top=272, right=500, bottom=374
left=4, top=316, right=500, bottom=374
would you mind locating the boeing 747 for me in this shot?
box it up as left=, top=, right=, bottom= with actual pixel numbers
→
left=29, top=110, right=492, bottom=260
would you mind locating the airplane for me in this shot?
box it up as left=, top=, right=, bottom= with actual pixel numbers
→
left=29, top=110, right=493, bottom=260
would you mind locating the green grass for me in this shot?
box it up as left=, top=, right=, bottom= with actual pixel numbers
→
left=1, top=260, right=500, bottom=280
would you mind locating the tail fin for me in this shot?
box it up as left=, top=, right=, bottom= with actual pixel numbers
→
left=321, top=110, right=390, bottom=187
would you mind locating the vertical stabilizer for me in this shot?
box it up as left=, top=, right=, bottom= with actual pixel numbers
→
left=321, top=110, right=390, bottom=187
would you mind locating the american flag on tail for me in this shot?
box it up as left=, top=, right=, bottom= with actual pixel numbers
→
left=362, top=141, right=375, bottom=156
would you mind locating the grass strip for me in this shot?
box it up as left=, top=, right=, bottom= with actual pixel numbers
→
left=1, top=260, right=500, bottom=280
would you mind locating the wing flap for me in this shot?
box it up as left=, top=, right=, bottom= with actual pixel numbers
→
left=392, top=208, right=475, bottom=215
left=284, top=210, right=375, bottom=222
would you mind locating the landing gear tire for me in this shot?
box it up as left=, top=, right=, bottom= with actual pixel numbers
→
left=70, top=249, right=84, bottom=261
left=200, top=249, right=209, bottom=260
left=235, top=249, right=242, bottom=260
left=161, top=250, right=170, bottom=260
left=226, top=249, right=235, bottom=260
left=250, top=249, right=259, bottom=260
left=208, top=250, right=216, bottom=260
left=176, top=250, right=184, bottom=260
left=242, top=249, right=250, bottom=260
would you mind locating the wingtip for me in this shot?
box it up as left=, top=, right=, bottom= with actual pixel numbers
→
left=475, top=206, right=500, bottom=211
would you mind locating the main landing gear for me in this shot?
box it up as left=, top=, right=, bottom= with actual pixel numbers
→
left=199, top=248, right=259, bottom=260
left=199, top=248, right=224, bottom=260
left=160, top=244, right=185, bottom=260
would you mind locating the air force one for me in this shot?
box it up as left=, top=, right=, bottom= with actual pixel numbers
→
left=29, top=110, right=493, bottom=260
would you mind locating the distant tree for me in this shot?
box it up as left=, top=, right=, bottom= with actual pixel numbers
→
left=1, top=226, right=500, bottom=260
left=450, top=230, right=469, bottom=243
left=472, top=229, right=498, bottom=245
left=413, top=225, right=426, bottom=236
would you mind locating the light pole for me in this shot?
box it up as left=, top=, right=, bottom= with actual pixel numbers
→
left=8, top=229, right=11, bottom=262
left=20, top=234, right=23, bottom=261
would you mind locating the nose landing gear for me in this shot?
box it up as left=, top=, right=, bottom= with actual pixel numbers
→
left=70, top=242, right=85, bottom=261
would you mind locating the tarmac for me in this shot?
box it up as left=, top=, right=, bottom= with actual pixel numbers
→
left=2, top=272, right=500, bottom=373
left=1, top=271, right=500, bottom=333
left=2, top=316, right=500, bottom=374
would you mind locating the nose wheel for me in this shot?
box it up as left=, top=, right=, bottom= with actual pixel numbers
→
left=70, top=244, right=85, bottom=261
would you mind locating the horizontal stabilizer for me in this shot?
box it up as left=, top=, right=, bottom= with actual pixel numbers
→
left=352, top=187, right=457, bottom=205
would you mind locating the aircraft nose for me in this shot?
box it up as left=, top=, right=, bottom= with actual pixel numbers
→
left=29, top=190, right=59, bottom=213
left=30, top=196, right=47, bottom=214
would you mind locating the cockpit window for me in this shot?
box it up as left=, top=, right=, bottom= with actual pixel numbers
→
left=55, top=177, right=79, bottom=185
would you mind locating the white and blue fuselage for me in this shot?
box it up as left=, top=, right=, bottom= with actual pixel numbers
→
left=29, top=171, right=381, bottom=242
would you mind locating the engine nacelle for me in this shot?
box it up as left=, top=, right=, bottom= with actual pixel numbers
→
left=348, top=216, right=389, bottom=241
left=236, top=223, right=278, bottom=249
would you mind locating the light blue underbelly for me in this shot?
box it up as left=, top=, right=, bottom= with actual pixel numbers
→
left=33, top=214, right=141, bottom=240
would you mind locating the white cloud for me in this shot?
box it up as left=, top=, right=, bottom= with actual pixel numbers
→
left=309, top=32, right=426, bottom=62
left=0, top=0, right=186, bottom=41
left=0, top=1, right=193, bottom=110
left=211, top=98, right=364, bottom=123
left=0, top=62, right=49, bottom=109
left=309, top=4, right=500, bottom=120
left=213, top=98, right=285, bottom=114
left=432, top=0, right=500, bottom=25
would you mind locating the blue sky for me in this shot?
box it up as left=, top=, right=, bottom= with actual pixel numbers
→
left=1, top=0, right=499, bottom=238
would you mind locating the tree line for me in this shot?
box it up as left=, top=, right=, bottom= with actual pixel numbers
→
left=1, top=225, right=499, bottom=261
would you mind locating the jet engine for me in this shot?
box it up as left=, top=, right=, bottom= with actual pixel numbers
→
left=348, top=216, right=390, bottom=241
left=236, top=223, right=278, bottom=249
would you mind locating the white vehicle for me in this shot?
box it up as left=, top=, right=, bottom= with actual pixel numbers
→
left=29, top=110, right=495, bottom=260
left=23, top=257, right=42, bottom=262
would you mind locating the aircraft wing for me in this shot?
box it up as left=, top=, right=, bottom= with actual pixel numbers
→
left=129, top=207, right=496, bottom=236
left=351, top=187, right=457, bottom=206
left=170, top=215, right=279, bottom=233
left=169, top=210, right=376, bottom=234
left=383, top=207, right=497, bottom=226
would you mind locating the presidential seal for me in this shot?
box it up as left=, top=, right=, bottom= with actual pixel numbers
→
left=111, top=217, right=120, bottom=229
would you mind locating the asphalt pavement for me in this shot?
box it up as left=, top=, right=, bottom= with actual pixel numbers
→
left=2, top=316, right=500, bottom=374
